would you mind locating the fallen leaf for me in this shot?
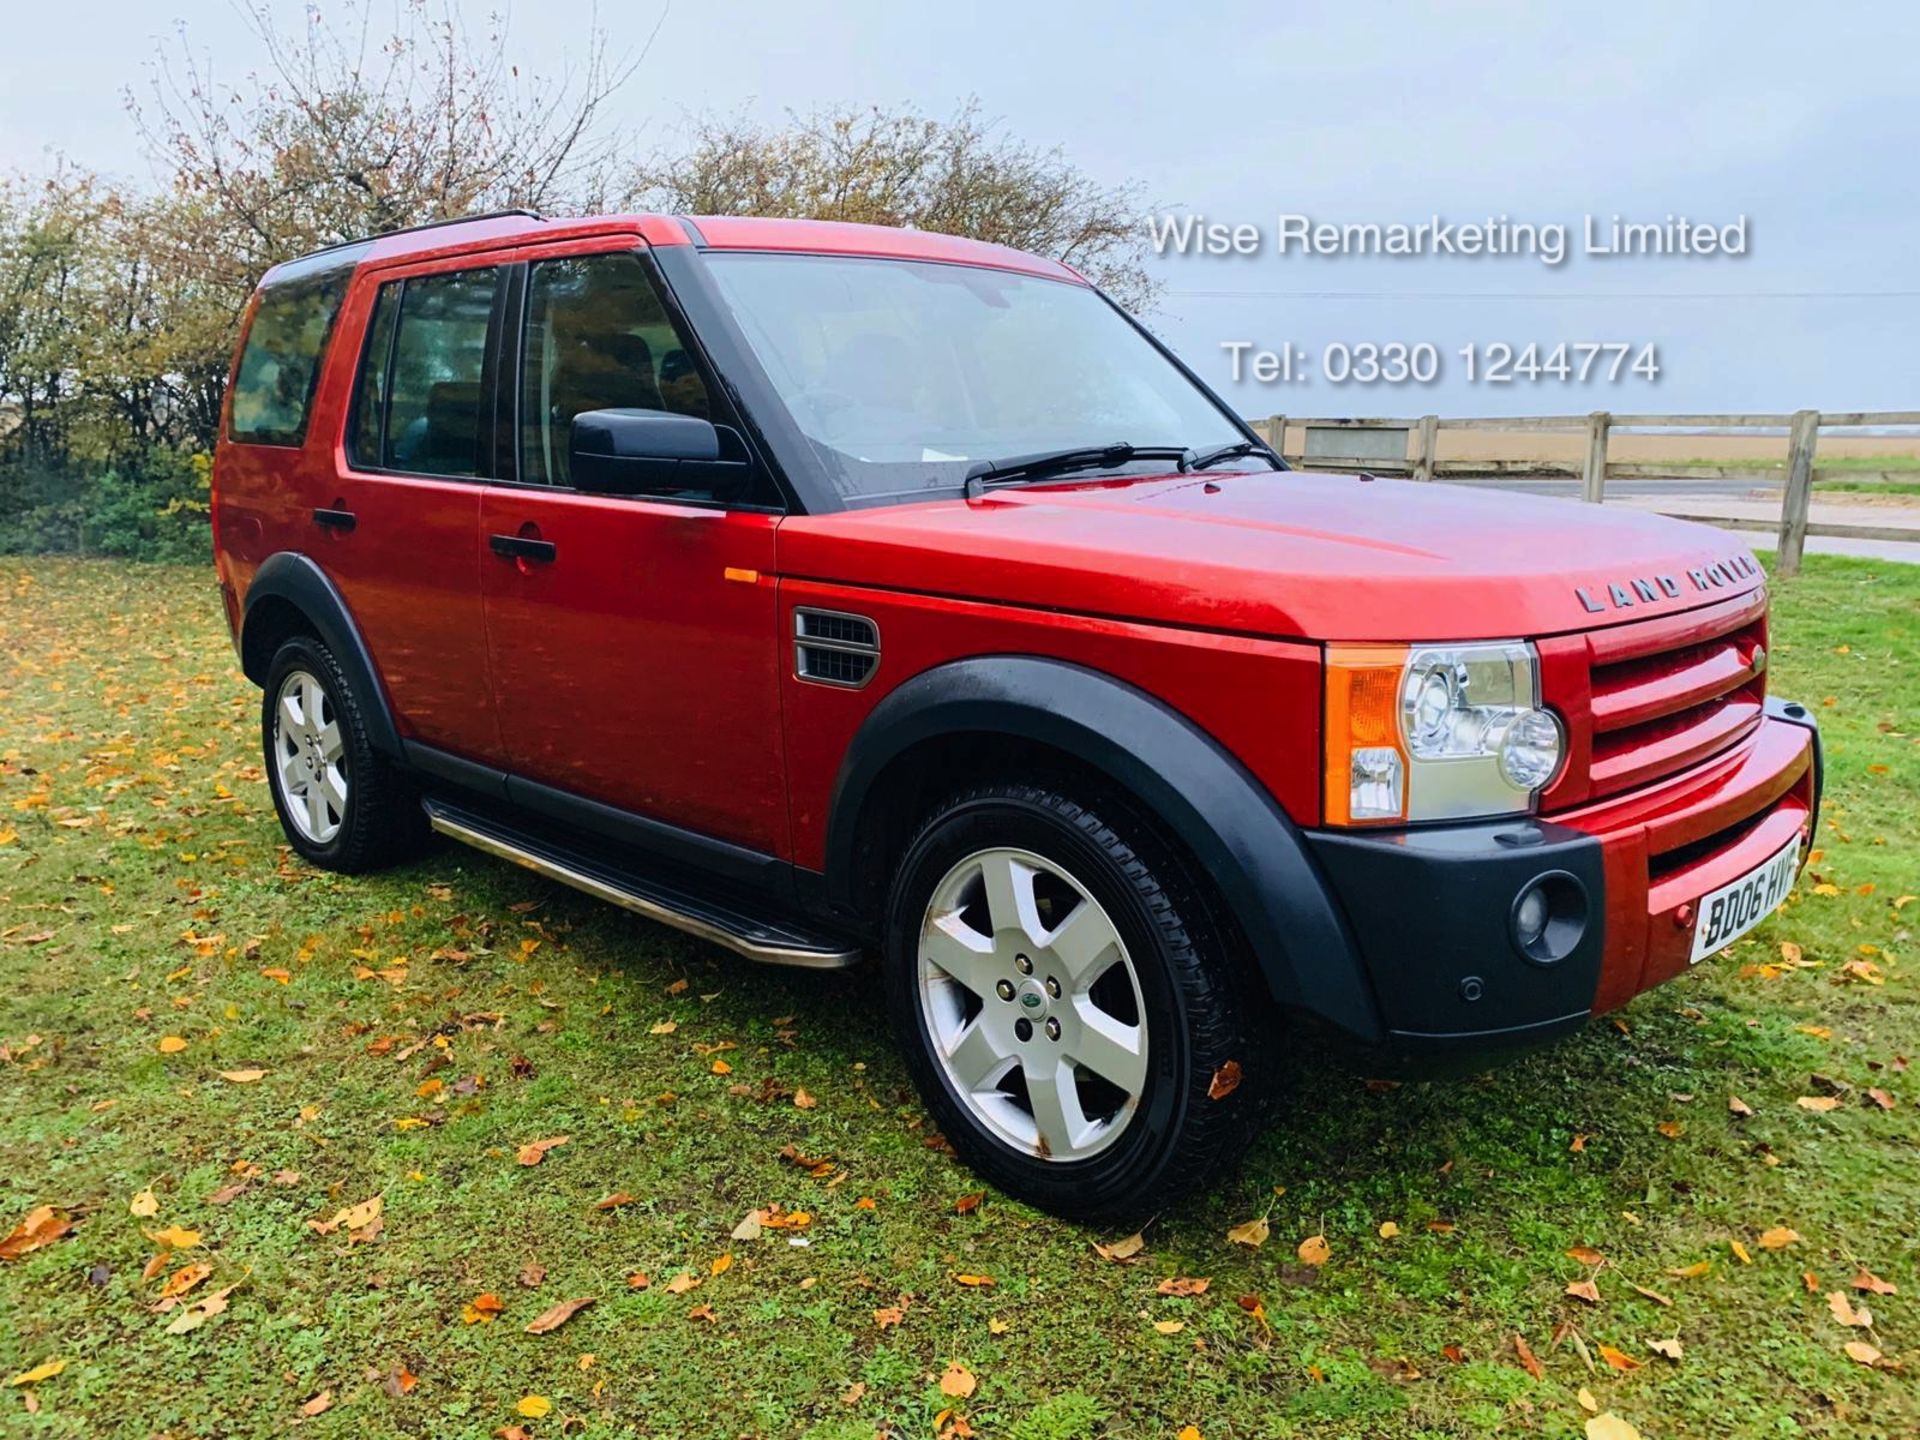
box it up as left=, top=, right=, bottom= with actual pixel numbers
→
left=158, top=1036, right=188, bottom=1054
left=1577, top=1387, right=1599, bottom=1413
left=954, top=1192, right=983, bottom=1215
left=1226, top=1216, right=1269, bottom=1248
left=1758, top=1227, right=1802, bottom=1251
left=1647, top=1336, right=1683, bottom=1362
left=1728, top=1094, right=1755, bottom=1117
left=1796, top=1095, right=1842, bottom=1113
left=793, top=1088, right=818, bottom=1110
left=1153, top=1319, right=1186, bottom=1335
left=129, top=1188, right=159, bottom=1218
left=1093, top=1232, right=1146, bottom=1262
left=710, top=1253, right=733, bottom=1276
left=1157, top=1277, right=1210, bottom=1297
left=953, top=1273, right=996, bottom=1287
left=1656, top=1119, right=1684, bottom=1139
left=309, top=1195, right=383, bottom=1241
left=8, top=1360, right=65, bottom=1386
left=519, top=1263, right=546, bottom=1288
left=1566, top=1245, right=1606, bottom=1266
left=1827, top=1291, right=1873, bottom=1328
left=1377, top=1221, right=1400, bottom=1239
left=1626, top=1281, right=1672, bottom=1307
left=462, top=1293, right=505, bottom=1324
left=165, top=1283, right=237, bottom=1335
left=664, top=1273, right=701, bottom=1295
left=1177, top=1429, right=1202, bottom=1440
left=840, top=1380, right=866, bottom=1405
left=1207, top=1061, right=1243, bottom=1100
left=873, top=1305, right=904, bottom=1329
left=1297, top=1234, right=1331, bottom=1266
left=1845, top=1340, right=1884, bottom=1367
left=219, top=1069, right=267, bottom=1084
left=625, top=1271, right=650, bottom=1290
left=648, top=1019, right=676, bottom=1035
left=1598, top=1344, right=1642, bottom=1372
left=298, top=1389, right=333, bottom=1417
left=1, top=1205, right=74, bottom=1261
left=593, top=1192, right=634, bottom=1211
left=153, top=1261, right=213, bottom=1306
left=515, top=1135, right=570, bottom=1166
left=687, top=1302, right=716, bottom=1323
left=939, top=1362, right=977, bottom=1399
left=525, top=1296, right=595, bottom=1334
left=1565, top=1279, right=1601, bottom=1305
left=516, top=1395, right=552, bottom=1419
left=1513, top=1332, right=1543, bottom=1380
left=1731, top=1240, right=1753, bottom=1265
left=1668, top=1260, right=1712, bottom=1279
left=1852, top=1268, right=1898, bottom=1296
left=1586, top=1415, right=1644, bottom=1440
left=1865, top=1087, right=1896, bottom=1111
left=145, top=1225, right=201, bottom=1250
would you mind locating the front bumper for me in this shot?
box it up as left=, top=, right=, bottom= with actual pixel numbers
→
left=1305, top=700, right=1820, bottom=1047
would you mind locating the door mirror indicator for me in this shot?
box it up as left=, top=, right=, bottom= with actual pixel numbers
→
left=568, top=408, right=752, bottom=500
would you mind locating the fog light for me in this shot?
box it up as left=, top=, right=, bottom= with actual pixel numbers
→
left=1510, top=871, right=1588, bottom=966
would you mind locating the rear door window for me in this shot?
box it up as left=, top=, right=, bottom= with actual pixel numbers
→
left=228, top=253, right=363, bottom=447
left=354, top=268, right=500, bottom=477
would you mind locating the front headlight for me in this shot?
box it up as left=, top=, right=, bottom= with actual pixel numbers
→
left=1325, top=641, right=1563, bottom=825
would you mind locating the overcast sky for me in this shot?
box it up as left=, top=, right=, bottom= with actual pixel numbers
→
left=4, top=1, right=1916, bottom=417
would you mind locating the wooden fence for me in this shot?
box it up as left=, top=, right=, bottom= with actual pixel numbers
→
left=1250, top=410, right=1920, bottom=576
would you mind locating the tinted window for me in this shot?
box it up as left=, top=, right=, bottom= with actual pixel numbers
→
left=349, top=283, right=400, bottom=467
left=520, top=253, right=710, bottom=487
left=381, top=268, right=499, bottom=477
left=228, top=258, right=359, bottom=447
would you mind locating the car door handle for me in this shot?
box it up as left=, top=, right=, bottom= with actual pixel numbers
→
left=489, top=533, right=557, bottom=563
left=312, top=507, right=357, bottom=532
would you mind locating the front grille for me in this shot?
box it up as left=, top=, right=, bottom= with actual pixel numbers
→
left=794, top=608, right=880, bottom=688
left=1579, top=590, right=1768, bottom=800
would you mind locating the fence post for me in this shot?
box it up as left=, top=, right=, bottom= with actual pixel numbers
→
left=1413, top=414, right=1439, bottom=481
left=1581, top=412, right=1611, bottom=503
left=1775, top=409, right=1820, bottom=577
left=1264, top=414, right=1288, bottom=460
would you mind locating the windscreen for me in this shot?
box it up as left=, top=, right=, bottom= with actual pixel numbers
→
left=702, top=253, right=1247, bottom=502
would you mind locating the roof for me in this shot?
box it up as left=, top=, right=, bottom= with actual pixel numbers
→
left=264, top=211, right=1087, bottom=287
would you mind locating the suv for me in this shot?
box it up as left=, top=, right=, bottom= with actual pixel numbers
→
left=212, top=210, right=1820, bottom=1221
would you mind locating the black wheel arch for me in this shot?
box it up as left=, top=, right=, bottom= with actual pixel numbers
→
left=825, top=654, right=1384, bottom=1042
left=239, top=552, right=402, bottom=758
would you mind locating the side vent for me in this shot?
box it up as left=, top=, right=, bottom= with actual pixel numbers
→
left=795, top=608, right=880, bottom=688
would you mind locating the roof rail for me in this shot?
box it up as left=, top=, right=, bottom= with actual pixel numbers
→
left=280, top=208, right=547, bottom=269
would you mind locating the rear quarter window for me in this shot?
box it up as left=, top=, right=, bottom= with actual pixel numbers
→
left=228, top=246, right=368, bottom=447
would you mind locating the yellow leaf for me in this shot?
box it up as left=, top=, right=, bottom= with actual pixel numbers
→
left=515, top=1135, right=570, bottom=1166
left=710, top=1253, right=733, bottom=1276
left=1153, top=1319, right=1186, bottom=1334
left=259, top=967, right=291, bottom=984
left=516, top=1395, right=553, bottom=1419
left=1827, top=1291, right=1873, bottom=1327
left=1731, top=1240, right=1753, bottom=1265
left=129, top=1187, right=159, bottom=1218
left=7, top=1359, right=65, bottom=1386
left=219, top=1069, right=267, bottom=1084
left=649, top=1020, right=677, bottom=1035
left=462, top=1293, right=505, bottom=1324
left=1226, top=1216, right=1269, bottom=1248
left=1845, top=1340, right=1883, bottom=1367
left=1178, top=1429, right=1203, bottom=1440
left=1648, top=1336, right=1684, bottom=1361
left=165, top=1283, right=237, bottom=1335
left=1586, top=1416, right=1644, bottom=1440
left=1297, top=1234, right=1331, bottom=1266
left=1577, top=1387, right=1599, bottom=1413
left=954, top=1273, right=996, bottom=1287
left=145, top=1225, right=201, bottom=1249
left=710, top=1059, right=732, bottom=1075
left=938, top=1362, right=977, bottom=1399
left=1092, top=1231, right=1146, bottom=1262
left=1757, top=1226, right=1801, bottom=1251
left=1668, top=1260, right=1712, bottom=1279
left=1377, top=1221, right=1400, bottom=1239
left=1565, top=1279, right=1601, bottom=1305
left=1796, top=1095, right=1842, bottom=1112
left=158, top=1036, right=188, bottom=1054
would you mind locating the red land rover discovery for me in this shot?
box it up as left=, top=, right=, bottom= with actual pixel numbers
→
left=211, top=210, right=1821, bottom=1221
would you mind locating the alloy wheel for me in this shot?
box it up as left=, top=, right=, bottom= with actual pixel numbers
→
left=272, top=668, right=347, bottom=844
left=916, top=846, right=1148, bottom=1161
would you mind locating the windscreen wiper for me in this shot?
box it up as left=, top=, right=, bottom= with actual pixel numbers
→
left=962, top=443, right=1194, bottom=497
left=1188, top=439, right=1280, bottom=472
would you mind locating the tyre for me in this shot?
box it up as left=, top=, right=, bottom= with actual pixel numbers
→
left=261, top=634, right=427, bottom=873
left=883, top=780, right=1270, bottom=1223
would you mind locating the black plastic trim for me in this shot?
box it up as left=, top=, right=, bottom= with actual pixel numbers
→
left=825, top=655, right=1381, bottom=1040
left=1765, top=696, right=1823, bottom=839
left=239, top=552, right=401, bottom=756
left=1306, top=816, right=1607, bottom=1043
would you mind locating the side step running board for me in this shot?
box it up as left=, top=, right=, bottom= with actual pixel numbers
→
left=424, top=801, right=861, bottom=970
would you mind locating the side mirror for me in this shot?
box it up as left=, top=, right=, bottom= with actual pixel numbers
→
left=569, top=409, right=753, bottom=500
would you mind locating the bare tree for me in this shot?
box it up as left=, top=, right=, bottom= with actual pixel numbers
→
left=627, top=102, right=1156, bottom=309
left=130, top=0, right=651, bottom=294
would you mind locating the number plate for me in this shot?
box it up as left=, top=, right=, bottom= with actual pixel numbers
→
left=1688, top=836, right=1803, bottom=965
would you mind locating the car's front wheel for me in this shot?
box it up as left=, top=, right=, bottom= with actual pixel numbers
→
left=883, top=780, right=1269, bottom=1222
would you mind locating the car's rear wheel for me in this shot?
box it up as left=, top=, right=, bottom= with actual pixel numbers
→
left=883, top=780, right=1269, bottom=1222
left=261, top=634, right=426, bottom=873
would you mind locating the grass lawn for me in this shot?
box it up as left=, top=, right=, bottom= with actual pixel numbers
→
left=0, top=553, right=1914, bottom=1440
